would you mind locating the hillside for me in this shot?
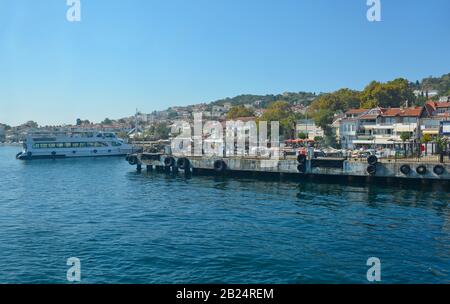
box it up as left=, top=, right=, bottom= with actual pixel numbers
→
left=418, top=73, right=450, bottom=95
left=211, top=92, right=319, bottom=108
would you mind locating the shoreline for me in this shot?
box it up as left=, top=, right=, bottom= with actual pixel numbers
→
left=0, top=143, right=21, bottom=147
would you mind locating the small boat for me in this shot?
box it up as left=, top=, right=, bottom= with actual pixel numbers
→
left=16, top=131, right=137, bottom=160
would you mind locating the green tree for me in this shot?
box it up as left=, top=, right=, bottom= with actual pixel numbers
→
left=226, top=105, right=255, bottom=119
left=101, top=118, right=113, bottom=125
left=25, top=121, right=39, bottom=128
left=116, top=131, right=129, bottom=140
left=421, top=73, right=450, bottom=95
left=435, top=136, right=449, bottom=163
left=168, top=111, right=178, bottom=119
left=308, top=89, right=361, bottom=113
left=298, top=132, right=307, bottom=140
left=421, top=134, right=432, bottom=155
left=400, top=132, right=411, bottom=143
left=360, top=78, right=415, bottom=108
left=154, top=122, right=170, bottom=140
left=259, top=101, right=297, bottom=139
left=308, top=89, right=361, bottom=142
left=400, top=132, right=411, bottom=156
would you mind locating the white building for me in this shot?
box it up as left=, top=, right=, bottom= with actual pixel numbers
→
left=223, top=102, right=233, bottom=111
left=413, top=89, right=439, bottom=98
left=338, top=109, right=368, bottom=149
left=212, top=105, right=227, bottom=118
left=352, top=107, right=424, bottom=148
left=420, top=101, right=450, bottom=136
left=296, top=120, right=324, bottom=139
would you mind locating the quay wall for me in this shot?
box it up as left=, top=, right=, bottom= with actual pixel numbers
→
left=133, top=154, right=450, bottom=181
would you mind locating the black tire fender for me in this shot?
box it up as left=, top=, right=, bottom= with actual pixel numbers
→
left=433, top=165, right=445, bottom=176
left=176, top=158, right=190, bottom=170
left=297, top=164, right=306, bottom=173
left=367, top=165, right=377, bottom=175
left=213, top=160, right=227, bottom=172
left=164, top=157, right=175, bottom=167
left=400, top=164, right=411, bottom=175
left=367, top=155, right=378, bottom=165
left=128, top=155, right=138, bottom=165
left=297, top=154, right=307, bottom=164
left=416, top=165, right=427, bottom=175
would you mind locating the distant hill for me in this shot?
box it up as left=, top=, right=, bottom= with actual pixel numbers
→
left=210, top=92, right=319, bottom=108
left=417, top=73, right=450, bottom=95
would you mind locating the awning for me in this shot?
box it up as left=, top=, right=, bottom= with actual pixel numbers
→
left=422, top=130, right=439, bottom=135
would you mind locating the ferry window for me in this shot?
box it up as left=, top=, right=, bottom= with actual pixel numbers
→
left=64, top=143, right=72, bottom=148
left=111, top=142, right=122, bottom=147
left=33, top=144, right=39, bottom=149
left=79, top=143, right=87, bottom=148
left=87, top=142, right=95, bottom=147
left=56, top=143, right=64, bottom=148
left=72, top=143, right=80, bottom=148
left=40, top=144, right=48, bottom=149
left=48, top=143, right=56, bottom=148
left=96, top=142, right=108, bottom=147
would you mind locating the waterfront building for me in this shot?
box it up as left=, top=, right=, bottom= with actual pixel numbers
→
left=352, top=107, right=425, bottom=149
left=338, top=109, right=368, bottom=149
left=296, top=119, right=324, bottom=139
left=420, top=101, right=450, bottom=137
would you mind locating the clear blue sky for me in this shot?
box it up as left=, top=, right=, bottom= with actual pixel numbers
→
left=1, top=0, right=449, bottom=126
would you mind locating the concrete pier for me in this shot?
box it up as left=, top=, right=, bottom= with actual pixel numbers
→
left=128, top=153, right=450, bottom=184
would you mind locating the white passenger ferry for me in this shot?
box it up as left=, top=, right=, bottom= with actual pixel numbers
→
left=16, top=131, right=136, bottom=160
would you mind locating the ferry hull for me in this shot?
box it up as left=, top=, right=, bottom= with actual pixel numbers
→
left=16, top=152, right=130, bottom=160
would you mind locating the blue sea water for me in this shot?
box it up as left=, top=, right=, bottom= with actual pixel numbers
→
left=0, top=145, right=449, bottom=284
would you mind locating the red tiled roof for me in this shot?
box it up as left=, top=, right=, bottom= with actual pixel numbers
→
left=379, top=107, right=423, bottom=117
left=424, top=102, right=436, bottom=115
left=399, top=107, right=423, bottom=117
left=359, top=114, right=379, bottom=120
left=345, top=109, right=367, bottom=115
left=435, top=102, right=450, bottom=108
left=426, top=101, right=450, bottom=109
left=382, top=108, right=402, bottom=117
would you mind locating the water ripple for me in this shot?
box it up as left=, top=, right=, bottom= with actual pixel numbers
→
left=0, top=146, right=448, bottom=283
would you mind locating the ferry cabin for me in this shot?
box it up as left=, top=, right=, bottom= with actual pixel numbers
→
left=17, top=132, right=134, bottom=160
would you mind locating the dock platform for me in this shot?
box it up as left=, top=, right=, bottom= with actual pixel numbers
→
left=126, top=153, right=450, bottom=185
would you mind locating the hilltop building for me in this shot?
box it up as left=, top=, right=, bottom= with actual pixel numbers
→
left=413, top=89, right=439, bottom=98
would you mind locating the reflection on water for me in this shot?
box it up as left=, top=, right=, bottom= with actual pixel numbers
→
left=0, top=146, right=449, bottom=283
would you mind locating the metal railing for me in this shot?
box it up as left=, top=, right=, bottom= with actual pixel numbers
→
left=346, top=143, right=450, bottom=163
